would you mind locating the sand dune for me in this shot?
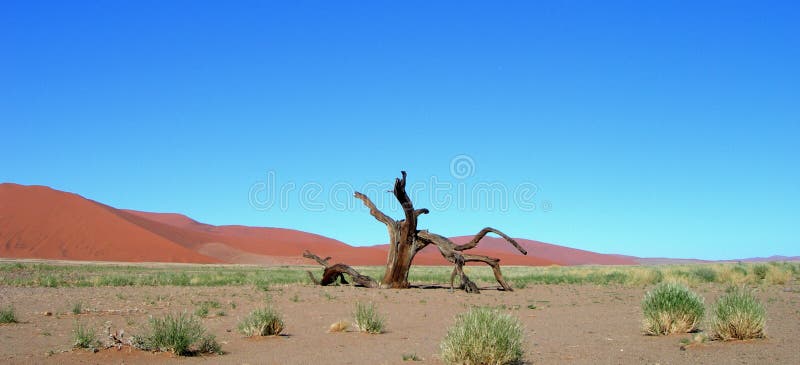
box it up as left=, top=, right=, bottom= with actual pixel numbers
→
left=0, top=184, right=218, bottom=263
left=122, top=210, right=389, bottom=265
left=0, top=183, right=388, bottom=265
left=1, top=183, right=637, bottom=266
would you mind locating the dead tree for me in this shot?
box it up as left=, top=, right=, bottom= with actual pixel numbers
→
left=304, top=171, right=527, bottom=293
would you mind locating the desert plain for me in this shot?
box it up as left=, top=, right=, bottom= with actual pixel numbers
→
left=1, top=261, right=799, bottom=365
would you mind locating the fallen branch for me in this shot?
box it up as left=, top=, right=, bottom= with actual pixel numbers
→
left=303, top=250, right=378, bottom=288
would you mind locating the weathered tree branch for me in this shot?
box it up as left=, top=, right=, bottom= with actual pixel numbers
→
left=353, top=192, right=395, bottom=226
left=451, top=252, right=480, bottom=293
left=306, top=270, right=321, bottom=285
left=319, top=264, right=377, bottom=288
left=454, top=227, right=528, bottom=255
left=459, top=253, right=513, bottom=291
left=303, top=250, right=332, bottom=266
left=394, top=171, right=416, bottom=225
left=416, top=230, right=517, bottom=292
left=303, top=250, right=377, bottom=288
left=413, top=208, right=430, bottom=218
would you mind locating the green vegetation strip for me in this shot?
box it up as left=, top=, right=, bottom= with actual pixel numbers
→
left=0, top=261, right=797, bottom=288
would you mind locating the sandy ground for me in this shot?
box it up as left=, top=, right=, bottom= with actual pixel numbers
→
left=1, top=282, right=798, bottom=364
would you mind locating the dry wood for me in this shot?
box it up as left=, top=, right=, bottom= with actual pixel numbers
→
left=303, top=250, right=377, bottom=288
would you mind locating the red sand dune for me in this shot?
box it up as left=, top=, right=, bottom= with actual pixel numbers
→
left=0, top=183, right=637, bottom=266
left=0, top=183, right=385, bottom=265
left=120, top=209, right=388, bottom=265
left=0, top=184, right=218, bottom=263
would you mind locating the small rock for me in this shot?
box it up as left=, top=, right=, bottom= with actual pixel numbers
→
left=43, top=311, right=52, bottom=316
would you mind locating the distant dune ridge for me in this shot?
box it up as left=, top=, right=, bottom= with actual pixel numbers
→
left=1, top=183, right=795, bottom=266
left=0, top=183, right=386, bottom=265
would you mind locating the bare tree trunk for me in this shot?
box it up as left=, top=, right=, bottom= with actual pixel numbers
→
left=354, top=171, right=428, bottom=288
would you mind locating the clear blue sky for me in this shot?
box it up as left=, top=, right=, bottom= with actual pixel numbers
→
left=2, top=1, right=798, bottom=260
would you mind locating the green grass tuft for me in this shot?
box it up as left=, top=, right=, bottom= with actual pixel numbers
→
left=692, top=267, right=717, bottom=283
left=135, top=312, right=219, bottom=356
left=194, top=300, right=221, bottom=318
left=731, top=265, right=748, bottom=276
left=0, top=306, right=17, bottom=324
left=711, top=287, right=766, bottom=340
left=354, top=302, right=384, bottom=334
left=237, top=307, right=284, bottom=336
left=642, top=283, right=705, bottom=335
left=195, top=306, right=209, bottom=318
left=71, top=301, right=84, bottom=315
left=73, top=321, right=98, bottom=349
left=440, top=306, right=524, bottom=365
left=38, top=274, right=60, bottom=287
left=752, top=264, right=769, bottom=281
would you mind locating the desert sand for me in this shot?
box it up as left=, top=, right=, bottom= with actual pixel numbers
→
left=0, top=283, right=798, bottom=364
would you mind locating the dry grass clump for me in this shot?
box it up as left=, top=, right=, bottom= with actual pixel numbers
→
left=237, top=307, right=284, bottom=336
left=642, top=283, right=705, bottom=335
left=719, top=265, right=750, bottom=285
left=660, top=274, right=693, bottom=287
left=440, top=307, right=524, bottom=365
left=353, top=302, right=384, bottom=334
left=629, top=268, right=664, bottom=285
left=764, top=265, right=792, bottom=285
left=710, top=287, right=766, bottom=340
left=328, top=320, right=350, bottom=333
